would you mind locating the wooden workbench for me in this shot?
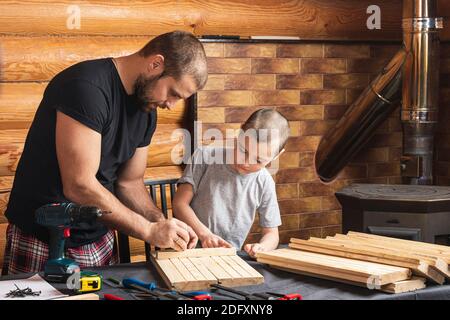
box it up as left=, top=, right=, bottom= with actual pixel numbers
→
left=1, top=251, right=449, bottom=300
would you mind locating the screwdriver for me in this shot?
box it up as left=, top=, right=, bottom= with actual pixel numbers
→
left=122, top=278, right=186, bottom=300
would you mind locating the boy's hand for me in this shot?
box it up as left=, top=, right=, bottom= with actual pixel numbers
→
left=244, top=243, right=267, bottom=258
left=200, top=232, right=233, bottom=248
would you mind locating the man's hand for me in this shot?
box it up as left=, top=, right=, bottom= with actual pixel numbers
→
left=147, top=218, right=198, bottom=251
left=244, top=243, right=267, bottom=258
left=199, top=232, right=233, bottom=248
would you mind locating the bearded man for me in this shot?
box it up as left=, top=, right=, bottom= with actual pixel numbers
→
left=2, top=31, right=206, bottom=275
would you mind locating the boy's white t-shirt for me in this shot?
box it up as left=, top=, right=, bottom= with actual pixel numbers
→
left=177, top=147, right=282, bottom=249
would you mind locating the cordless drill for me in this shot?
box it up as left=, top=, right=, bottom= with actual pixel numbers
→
left=35, top=202, right=109, bottom=283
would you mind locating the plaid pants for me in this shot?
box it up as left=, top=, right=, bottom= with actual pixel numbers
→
left=2, top=224, right=119, bottom=275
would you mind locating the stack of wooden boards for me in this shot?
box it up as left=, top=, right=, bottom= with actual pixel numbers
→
left=256, top=232, right=450, bottom=293
left=151, top=248, right=264, bottom=291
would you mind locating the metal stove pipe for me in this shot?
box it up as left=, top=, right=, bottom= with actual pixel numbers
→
left=315, top=50, right=405, bottom=182
left=401, top=0, right=443, bottom=185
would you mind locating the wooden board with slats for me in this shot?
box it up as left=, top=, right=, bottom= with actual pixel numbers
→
left=151, top=248, right=264, bottom=291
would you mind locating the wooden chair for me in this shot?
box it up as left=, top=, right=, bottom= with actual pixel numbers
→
left=116, top=178, right=178, bottom=263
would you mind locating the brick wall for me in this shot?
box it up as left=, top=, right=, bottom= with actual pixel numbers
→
left=196, top=42, right=405, bottom=244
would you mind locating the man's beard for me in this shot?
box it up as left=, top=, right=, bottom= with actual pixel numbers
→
left=132, top=73, right=160, bottom=112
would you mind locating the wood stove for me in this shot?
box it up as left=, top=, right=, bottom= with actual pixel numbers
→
left=336, top=184, right=450, bottom=244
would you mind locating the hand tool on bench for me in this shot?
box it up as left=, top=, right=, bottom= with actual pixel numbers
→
left=211, top=284, right=302, bottom=300
left=122, top=278, right=156, bottom=290
left=178, top=291, right=213, bottom=300
left=102, top=277, right=171, bottom=300
left=122, top=278, right=186, bottom=300
left=122, top=278, right=210, bottom=300
left=131, top=293, right=158, bottom=300
left=123, top=283, right=173, bottom=300
left=103, top=277, right=122, bottom=288
left=103, top=294, right=125, bottom=300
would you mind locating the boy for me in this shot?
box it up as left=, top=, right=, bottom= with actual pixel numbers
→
left=173, top=109, right=290, bottom=257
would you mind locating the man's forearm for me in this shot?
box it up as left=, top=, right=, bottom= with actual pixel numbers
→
left=115, top=180, right=165, bottom=222
left=64, top=177, right=154, bottom=242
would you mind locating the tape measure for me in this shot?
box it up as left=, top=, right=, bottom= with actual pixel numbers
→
left=77, top=271, right=102, bottom=294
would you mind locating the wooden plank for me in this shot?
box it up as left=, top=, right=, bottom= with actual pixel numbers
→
left=198, top=256, right=235, bottom=283
left=187, top=257, right=218, bottom=282
left=0, top=193, right=10, bottom=222
left=289, top=241, right=419, bottom=268
left=345, top=232, right=450, bottom=263
left=143, top=166, right=183, bottom=181
left=0, top=222, right=8, bottom=269
left=264, top=262, right=379, bottom=288
left=0, top=141, right=24, bottom=176
left=151, top=255, right=190, bottom=290
left=170, top=258, right=197, bottom=282
left=216, top=255, right=264, bottom=286
left=267, top=251, right=389, bottom=277
left=330, top=235, right=439, bottom=264
left=288, top=241, right=434, bottom=281
left=130, top=254, right=147, bottom=263
left=179, top=257, right=212, bottom=283
left=266, top=262, right=426, bottom=294
left=256, top=248, right=411, bottom=286
left=327, top=236, right=447, bottom=283
left=55, top=293, right=99, bottom=300
left=156, top=257, right=188, bottom=284
left=257, top=257, right=385, bottom=286
left=0, top=82, right=47, bottom=129
left=273, top=248, right=410, bottom=276
left=0, top=1, right=420, bottom=41
left=291, top=237, right=422, bottom=265
left=229, top=255, right=264, bottom=280
left=0, top=176, right=14, bottom=193
left=211, top=256, right=241, bottom=278
left=331, top=235, right=449, bottom=280
left=380, top=277, right=426, bottom=294
left=220, top=255, right=253, bottom=278
left=338, top=235, right=450, bottom=269
left=156, top=248, right=236, bottom=260
left=347, top=231, right=450, bottom=254
left=147, top=124, right=187, bottom=168
left=0, top=36, right=146, bottom=82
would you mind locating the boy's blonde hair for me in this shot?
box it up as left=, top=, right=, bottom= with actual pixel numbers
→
left=241, top=108, right=290, bottom=153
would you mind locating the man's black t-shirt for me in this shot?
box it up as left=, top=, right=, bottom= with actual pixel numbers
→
left=5, top=58, right=157, bottom=247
